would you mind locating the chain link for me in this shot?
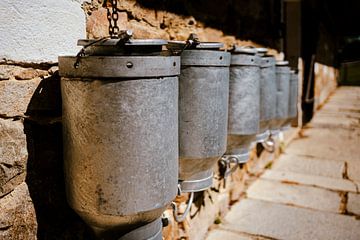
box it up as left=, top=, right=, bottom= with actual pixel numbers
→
left=105, top=0, right=119, bottom=38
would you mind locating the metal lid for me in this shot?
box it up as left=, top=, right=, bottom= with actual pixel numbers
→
left=77, top=39, right=168, bottom=47
left=77, top=36, right=168, bottom=56
left=276, top=60, right=289, bottom=66
left=231, top=46, right=257, bottom=55
left=255, top=47, right=268, bottom=53
left=167, top=40, right=224, bottom=51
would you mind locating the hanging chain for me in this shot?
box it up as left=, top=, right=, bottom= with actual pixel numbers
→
left=104, top=0, right=120, bottom=38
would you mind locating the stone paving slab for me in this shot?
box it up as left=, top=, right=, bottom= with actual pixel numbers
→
left=314, top=111, right=360, bottom=121
left=246, top=179, right=341, bottom=213
left=261, top=170, right=357, bottom=193
left=286, top=128, right=360, bottom=163
left=348, top=163, right=360, bottom=182
left=347, top=193, right=360, bottom=215
left=206, top=229, right=254, bottom=240
left=310, top=114, right=360, bottom=129
left=320, top=104, right=360, bottom=117
left=222, top=199, right=360, bottom=240
left=271, top=153, right=345, bottom=179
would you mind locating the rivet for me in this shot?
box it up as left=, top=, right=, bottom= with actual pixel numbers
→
left=126, top=62, right=133, bottom=68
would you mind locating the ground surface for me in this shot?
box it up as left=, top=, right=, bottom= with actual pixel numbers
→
left=206, top=86, right=360, bottom=240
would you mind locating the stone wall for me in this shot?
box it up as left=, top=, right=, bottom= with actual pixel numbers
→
left=313, top=63, right=338, bottom=110
left=0, top=1, right=306, bottom=239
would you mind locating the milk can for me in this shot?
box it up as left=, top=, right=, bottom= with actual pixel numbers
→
left=281, top=70, right=299, bottom=129
left=225, top=46, right=260, bottom=164
left=271, top=61, right=291, bottom=134
left=288, top=71, right=299, bottom=120
left=59, top=37, right=180, bottom=239
left=256, top=48, right=277, bottom=142
left=168, top=38, right=231, bottom=192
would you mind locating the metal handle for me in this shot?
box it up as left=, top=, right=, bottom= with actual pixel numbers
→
left=171, top=191, right=194, bottom=222
left=222, top=156, right=239, bottom=178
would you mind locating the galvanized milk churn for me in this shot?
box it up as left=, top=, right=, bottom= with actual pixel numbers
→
left=271, top=60, right=291, bottom=134
left=58, top=36, right=180, bottom=239
left=168, top=36, right=231, bottom=193
left=224, top=46, right=260, bottom=164
left=256, top=48, right=277, bottom=142
left=288, top=70, right=299, bottom=121
left=281, top=69, right=299, bottom=129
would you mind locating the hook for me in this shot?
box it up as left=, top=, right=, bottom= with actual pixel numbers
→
left=261, top=135, right=275, bottom=153
left=171, top=191, right=194, bottom=222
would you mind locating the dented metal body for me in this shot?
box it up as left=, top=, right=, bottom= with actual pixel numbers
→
left=226, top=48, right=260, bottom=163
left=257, top=55, right=277, bottom=142
left=272, top=61, right=291, bottom=132
left=59, top=39, right=180, bottom=240
left=176, top=44, right=231, bottom=192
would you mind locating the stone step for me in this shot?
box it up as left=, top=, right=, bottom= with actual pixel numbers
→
left=286, top=128, right=360, bottom=163
left=221, top=199, right=360, bottom=240
left=206, top=229, right=255, bottom=240
left=272, top=153, right=345, bottom=179
left=348, top=193, right=360, bottom=215
left=261, top=170, right=357, bottom=193
left=246, top=179, right=341, bottom=213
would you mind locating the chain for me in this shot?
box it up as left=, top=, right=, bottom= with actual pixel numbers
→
left=104, top=0, right=119, bottom=38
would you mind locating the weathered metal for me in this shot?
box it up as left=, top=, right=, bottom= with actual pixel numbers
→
left=271, top=61, right=291, bottom=133
left=169, top=41, right=231, bottom=192
left=289, top=71, right=299, bottom=119
left=59, top=38, right=180, bottom=240
left=225, top=46, right=260, bottom=163
left=256, top=49, right=277, bottom=142
left=281, top=70, right=299, bottom=129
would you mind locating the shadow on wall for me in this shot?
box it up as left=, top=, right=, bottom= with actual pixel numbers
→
left=23, top=72, right=91, bottom=239
left=136, top=0, right=282, bottom=49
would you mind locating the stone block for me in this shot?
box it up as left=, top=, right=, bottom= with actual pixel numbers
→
left=0, top=119, right=27, bottom=197
left=87, top=8, right=128, bottom=39
left=0, top=79, right=41, bottom=117
left=246, top=179, right=341, bottom=213
left=127, top=20, right=169, bottom=39
left=0, top=74, right=62, bottom=118
left=222, top=199, right=360, bottom=240
left=0, top=183, right=37, bottom=239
